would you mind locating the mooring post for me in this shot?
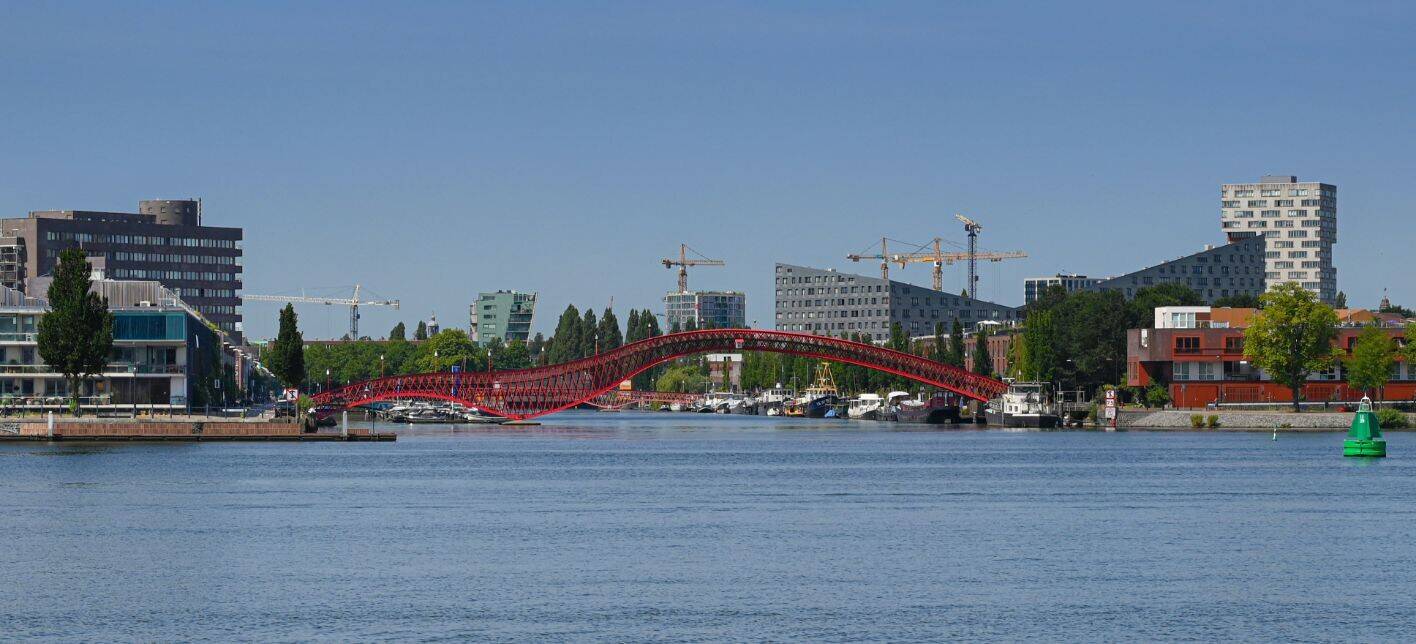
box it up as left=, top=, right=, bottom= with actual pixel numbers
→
left=47, top=411, right=55, bottom=439
left=341, top=411, right=349, bottom=440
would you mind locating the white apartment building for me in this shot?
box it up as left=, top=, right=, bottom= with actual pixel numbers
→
left=1220, top=175, right=1337, bottom=304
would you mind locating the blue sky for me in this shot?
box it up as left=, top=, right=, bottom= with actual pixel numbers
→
left=2, top=1, right=1412, bottom=339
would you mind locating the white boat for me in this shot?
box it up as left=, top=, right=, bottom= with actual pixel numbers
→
left=847, top=393, right=885, bottom=420
left=985, top=382, right=1061, bottom=428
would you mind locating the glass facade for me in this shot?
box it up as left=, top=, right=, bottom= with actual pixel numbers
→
left=114, top=311, right=187, bottom=341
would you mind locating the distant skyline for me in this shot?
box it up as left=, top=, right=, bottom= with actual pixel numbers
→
left=2, top=2, right=1412, bottom=339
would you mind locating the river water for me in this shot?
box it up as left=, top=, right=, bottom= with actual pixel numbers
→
left=3, top=412, right=1414, bottom=642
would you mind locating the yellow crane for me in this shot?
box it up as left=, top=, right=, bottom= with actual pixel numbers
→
left=661, top=243, right=725, bottom=293
left=846, top=237, right=898, bottom=280
left=890, top=233, right=1026, bottom=295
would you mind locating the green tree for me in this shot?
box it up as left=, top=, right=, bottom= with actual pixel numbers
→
left=930, top=322, right=947, bottom=364
left=972, top=330, right=992, bottom=377
left=598, top=308, right=623, bottom=351
left=388, top=321, right=406, bottom=341
left=1213, top=293, right=1261, bottom=309
left=656, top=363, right=709, bottom=393
left=1346, top=326, right=1396, bottom=398
left=493, top=339, right=533, bottom=371
left=947, top=318, right=966, bottom=368
left=414, top=320, right=428, bottom=340
left=1243, top=283, right=1339, bottom=412
left=415, top=329, right=482, bottom=372
left=266, top=303, right=306, bottom=389
left=1019, top=308, right=1058, bottom=382
left=36, top=249, right=115, bottom=414
left=580, top=308, right=599, bottom=356
left=546, top=304, right=581, bottom=364
left=1335, top=291, right=1348, bottom=309
left=888, top=322, right=908, bottom=353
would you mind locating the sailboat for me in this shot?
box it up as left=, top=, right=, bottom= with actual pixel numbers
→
left=795, top=362, right=841, bottom=419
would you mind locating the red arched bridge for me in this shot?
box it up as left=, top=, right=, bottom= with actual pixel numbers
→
left=310, top=329, right=1008, bottom=420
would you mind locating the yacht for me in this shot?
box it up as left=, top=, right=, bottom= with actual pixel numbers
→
left=847, top=393, right=885, bottom=420
left=895, top=393, right=961, bottom=424
left=985, top=382, right=1062, bottom=428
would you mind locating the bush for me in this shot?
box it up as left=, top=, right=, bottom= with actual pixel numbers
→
left=1190, top=414, right=1205, bottom=428
left=1146, top=384, right=1171, bottom=409
left=1376, top=408, right=1410, bottom=429
left=1206, top=414, right=1221, bottom=428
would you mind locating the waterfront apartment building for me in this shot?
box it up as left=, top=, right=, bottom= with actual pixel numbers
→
left=0, top=199, right=243, bottom=335
left=774, top=264, right=1020, bottom=342
left=1128, top=305, right=1413, bottom=407
left=1088, top=236, right=1268, bottom=303
left=470, top=290, right=537, bottom=346
left=1023, top=273, right=1101, bottom=305
left=665, top=290, right=746, bottom=330
left=1220, top=175, right=1337, bottom=304
left=0, top=280, right=226, bottom=408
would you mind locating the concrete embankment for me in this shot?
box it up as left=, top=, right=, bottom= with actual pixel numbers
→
left=1118, top=409, right=1413, bottom=431
left=0, top=418, right=394, bottom=441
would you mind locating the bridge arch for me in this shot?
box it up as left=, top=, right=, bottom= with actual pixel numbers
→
left=311, top=329, right=1008, bottom=420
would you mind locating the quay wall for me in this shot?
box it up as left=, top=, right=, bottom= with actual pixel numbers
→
left=1119, top=409, right=1414, bottom=430
left=2, top=419, right=392, bottom=441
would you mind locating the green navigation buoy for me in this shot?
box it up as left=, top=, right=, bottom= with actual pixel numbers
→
left=1343, top=397, right=1386, bottom=458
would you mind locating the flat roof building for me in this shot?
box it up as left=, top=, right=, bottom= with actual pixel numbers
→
left=665, top=290, right=746, bottom=331
left=0, top=198, right=243, bottom=336
left=775, top=263, right=1019, bottom=342
left=1221, top=175, right=1337, bottom=304
left=1088, top=236, right=1267, bottom=303
left=0, top=280, right=228, bottom=409
left=1024, top=273, right=1101, bottom=305
left=470, top=290, right=537, bottom=346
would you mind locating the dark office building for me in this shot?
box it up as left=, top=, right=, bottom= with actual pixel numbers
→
left=0, top=199, right=243, bottom=335
left=774, top=263, right=1020, bottom=342
left=1085, top=235, right=1267, bottom=303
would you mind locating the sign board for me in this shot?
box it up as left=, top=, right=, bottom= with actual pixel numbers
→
left=1105, top=389, right=1117, bottom=403
left=282, top=388, right=300, bottom=402
left=734, top=337, right=745, bottom=350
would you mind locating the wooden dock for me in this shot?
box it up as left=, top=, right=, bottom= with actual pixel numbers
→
left=0, top=419, right=395, bottom=442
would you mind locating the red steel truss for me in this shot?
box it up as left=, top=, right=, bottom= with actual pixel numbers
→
left=311, top=329, right=1008, bottom=420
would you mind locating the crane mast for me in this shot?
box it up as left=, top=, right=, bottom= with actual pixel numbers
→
left=661, top=243, right=725, bottom=293
left=956, top=214, right=984, bottom=298
left=845, top=237, right=894, bottom=281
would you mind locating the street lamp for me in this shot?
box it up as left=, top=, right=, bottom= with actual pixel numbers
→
left=325, top=368, right=331, bottom=393
left=380, top=354, right=385, bottom=378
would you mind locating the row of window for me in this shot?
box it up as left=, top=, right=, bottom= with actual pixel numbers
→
left=46, top=231, right=240, bottom=249
left=111, top=251, right=239, bottom=266
left=110, top=268, right=239, bottom=282
left=1227, top=188, right=1332, bottom=198
left=1226, top=208, right=1333, bottom=218
left=174, top=287, right=238, bottom=299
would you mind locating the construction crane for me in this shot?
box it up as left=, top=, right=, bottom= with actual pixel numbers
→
left=889, top=236, right=1026, bottom=294
left=956, top=213, right=984, bottom=298
left=243, top=284, right=399, bottom=338
left=661, top=243, right=725, bottom=293
left=846, top=237, right=897, bottom=280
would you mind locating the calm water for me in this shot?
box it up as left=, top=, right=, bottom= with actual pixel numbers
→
left=3, top=412, right=1415, bottom=642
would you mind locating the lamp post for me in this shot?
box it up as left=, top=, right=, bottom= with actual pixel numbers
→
left=380, top=354, right=385, bottom=378
left=325, top=368, right=331, bottom=393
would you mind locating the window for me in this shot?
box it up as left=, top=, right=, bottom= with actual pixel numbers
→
left=1175, top=336, right=1200, bottom=354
